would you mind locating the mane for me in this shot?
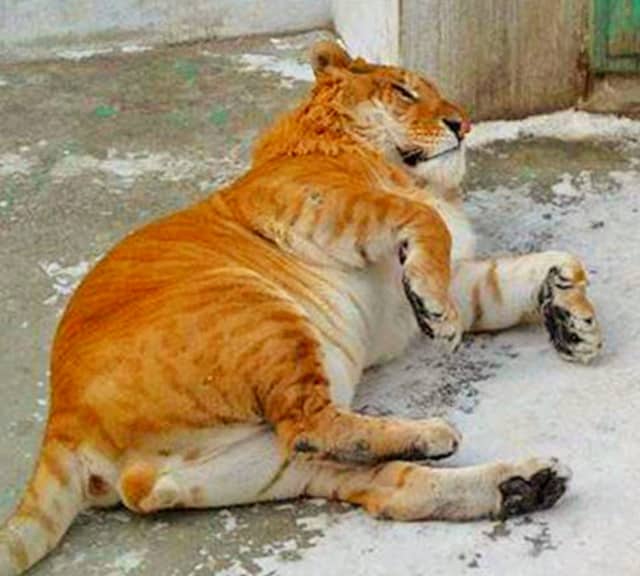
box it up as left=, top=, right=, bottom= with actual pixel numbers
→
left=251, top=75, right=374, bottom=166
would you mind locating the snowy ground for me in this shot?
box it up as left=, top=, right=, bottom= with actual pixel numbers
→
left=1, top=31, right=639, bottom=575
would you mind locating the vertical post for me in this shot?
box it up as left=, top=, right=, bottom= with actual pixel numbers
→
left=332, top=0, right=400, bottom=64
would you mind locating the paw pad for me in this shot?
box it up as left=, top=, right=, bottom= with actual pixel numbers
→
left=497, top=466, right=568, bottom=520
left=539, top=266, right=602, bottom=363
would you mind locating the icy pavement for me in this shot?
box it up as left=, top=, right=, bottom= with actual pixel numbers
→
left=1, top=30, right=639, bottom=575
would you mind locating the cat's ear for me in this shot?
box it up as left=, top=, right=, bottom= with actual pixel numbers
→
left=310, top=41, right=352, bottom=77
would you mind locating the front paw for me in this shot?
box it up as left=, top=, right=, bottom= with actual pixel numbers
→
left=411, top=417, right=462, bottom=461
left=373, top=418, right=462, bottom=462
left=402, top=275, right=462, bottom=352
left=538, top=263, right=602, bottom=363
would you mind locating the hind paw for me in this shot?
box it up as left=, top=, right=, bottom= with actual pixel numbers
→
left=538, top=262, right=602, bottom=363
left=495, top=458, right=571, bottom=520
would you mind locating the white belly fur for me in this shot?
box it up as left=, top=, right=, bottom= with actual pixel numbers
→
left=312, top=190, right=476, bottom=407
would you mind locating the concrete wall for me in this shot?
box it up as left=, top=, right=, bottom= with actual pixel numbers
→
left=333, top=0, right=592, bottom=120
left=0, top=0, right=332, bottom=47
left=400, top=0, right=589, bottom=120
left=582, top=74, right=640, bottom=116
left=332, top=0, right=399, bottom=64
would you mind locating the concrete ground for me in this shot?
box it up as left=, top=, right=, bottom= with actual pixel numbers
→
left=1, top=31, right=640, bottom=576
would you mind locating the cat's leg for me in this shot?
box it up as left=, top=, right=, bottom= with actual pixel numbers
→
left=298, top=456, right=571, bottom=521
left=268, top=370, right=461, bottom=464
left=453, top=251, right=602, bottom=363
left=222, top=181, right=462, bottom=351
left=250, top=318, right=460, bottom=464
left=118, top=426, right=570, bottom=522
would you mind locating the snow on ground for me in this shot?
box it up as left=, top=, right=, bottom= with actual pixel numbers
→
left=55, top=47, right=115, bottom=61
left=50, top=150, right=202, bottom=186
left=39, top=260, right=91, bottom=306
left=0, top=152, right=33, bottom=176
left=237, top=53, right=315, bottom=86
left=468, top=109, right=640, bottom=148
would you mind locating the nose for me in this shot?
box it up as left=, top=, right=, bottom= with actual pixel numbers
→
left=443, top=118, right=472, bottom=141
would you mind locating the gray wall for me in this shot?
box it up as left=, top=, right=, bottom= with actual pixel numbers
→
left=0, top=0, right=332, bottom=47
left=401, top=0, right=589, bottom=119
left=332, top=0, right=399, bottom=64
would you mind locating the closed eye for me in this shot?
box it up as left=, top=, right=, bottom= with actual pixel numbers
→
left=391, top=82, right=419, bottom=102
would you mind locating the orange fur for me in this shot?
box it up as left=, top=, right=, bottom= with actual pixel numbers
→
left=1, top=42, right=573, bottom=576
left=43, top=42, right=463, bottom=460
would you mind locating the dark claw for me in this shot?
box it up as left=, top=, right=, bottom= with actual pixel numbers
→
left=293, top=438, right=319, bottom=453
left=398, top=240, right=409, bottom=265
left=402, top=275, right=446, bottom=338
left=542, top=302, right=586, bottom=357
left=402, top=275, right=435, bottom=338
left=539, top=270, right=590, bottom=358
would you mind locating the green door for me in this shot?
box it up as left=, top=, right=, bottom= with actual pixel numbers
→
left=593, top=0, right=640, bottom=71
